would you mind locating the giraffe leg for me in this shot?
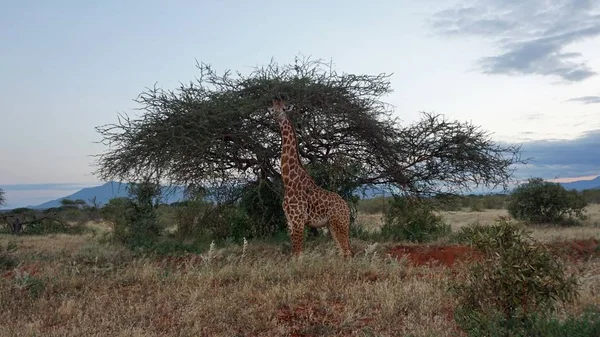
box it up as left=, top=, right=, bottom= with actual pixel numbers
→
left=289, top=220, right=305, bottom=257
left=283, top=200, right=307, bottom=257
left=328, top=217, right=353, bottom=258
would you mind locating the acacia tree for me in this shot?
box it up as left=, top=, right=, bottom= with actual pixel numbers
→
left=94, top=57, right=524, bottom=237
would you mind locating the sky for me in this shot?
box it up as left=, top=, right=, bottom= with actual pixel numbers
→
left=1, top=0, right=599, bottom=208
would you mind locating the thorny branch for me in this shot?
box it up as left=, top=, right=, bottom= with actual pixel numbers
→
left=93, top=56, right=525, bottom=198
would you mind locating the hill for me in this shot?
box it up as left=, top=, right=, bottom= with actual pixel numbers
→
left=25, top=181, right=389, bottom=210
left=28, top=181, right=185, bottom=209
left=22, top=176, right=598, bottom=210
left=558, top=176, right=600, bottom=191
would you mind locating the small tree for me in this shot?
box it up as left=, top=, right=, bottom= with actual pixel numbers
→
left=452, top=219, right=579, bottom=335
left=60, top=198, right=87, bottom=208
left=381, top=196, right=450, bottom=242
left=507, top=178, right=587, bottom=224
left=0, top=189, right=5, bottom=207
left=101, top=181, right=162, bottom=248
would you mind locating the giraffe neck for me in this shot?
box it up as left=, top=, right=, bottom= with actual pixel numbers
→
left=278, top=116, right=310, bottom=187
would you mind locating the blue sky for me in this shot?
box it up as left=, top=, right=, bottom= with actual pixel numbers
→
left=1, top=0, right=599, bottom=208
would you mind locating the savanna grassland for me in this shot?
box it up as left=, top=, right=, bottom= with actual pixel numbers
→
left=1, top=204, right=599, bottom=336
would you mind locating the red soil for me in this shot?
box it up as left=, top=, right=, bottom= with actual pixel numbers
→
left=387, top=244, right=480, bottom=267
left=386, top=238, right=599, bottom=268
left=545, top=239, right=599, bottom=261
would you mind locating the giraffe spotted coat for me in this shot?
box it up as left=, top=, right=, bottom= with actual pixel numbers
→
left=270, top=98, right=353, bottom=258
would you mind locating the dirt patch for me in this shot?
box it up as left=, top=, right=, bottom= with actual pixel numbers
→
left=545, top=239, right=599, bottom=261
left=387, top=244, right=480, bottom=268
left=387, top=238, right=600, bottom=268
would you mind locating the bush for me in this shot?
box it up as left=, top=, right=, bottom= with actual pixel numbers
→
left=582, top=189, right=600, bottom=204
left=0, top=241, right=18, bottom=271
left=456, top=306, right=600, bottom=337
left=507, top=178, right=587, bottom=224
left=101, top=197, right=129, bottom=240
left=450, top=221, right=504, bottom=244
left=0, top=208, right=86, bottom=235
left=452, top=219, right=579, bottom=335
left=239, top=179, right=287, bottom=239
left=101, top=182, right=162, bottom=249
left=469, top=202, right=484, bottom=212
left=172, top=199, right=212, bottom=239
left=380, top=196, right=451, bottom=242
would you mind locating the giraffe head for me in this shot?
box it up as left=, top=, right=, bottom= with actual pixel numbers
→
left=269, top=95, right=294, bottom=121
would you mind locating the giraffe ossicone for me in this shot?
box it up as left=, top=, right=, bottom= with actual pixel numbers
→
left=271, top=97, right=353, bottom=258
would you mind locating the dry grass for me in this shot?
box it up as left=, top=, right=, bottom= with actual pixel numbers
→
left=0, top=205, right=599, bottom=336
left=1, top=235, right=464, bottom=337
left=438, top=204, right=600, bottom=242
left=354, top=204, right=600, bottom=243
left=354, top=213, right=385, bottom=233
left=440, top=208, right=510, bottom=230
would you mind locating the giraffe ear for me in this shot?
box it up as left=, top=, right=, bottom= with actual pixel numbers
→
left=268, top=107, right=275, bottom=113
left=284, top=104, right=294, bottom=112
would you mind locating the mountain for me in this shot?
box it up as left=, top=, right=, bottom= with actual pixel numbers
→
left=23, top=175, right=598, bottom=210
left=25, top=181, right=390, bottom=210
left=28, top=181, right=185, bottom=209
left=558, top=176, right=600, bottom=191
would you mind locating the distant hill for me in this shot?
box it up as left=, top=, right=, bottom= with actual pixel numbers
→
left=28, top=181, right=185, bottom=209
left=22, top=176, right=598, bottom=210
left=25, top=181, right=390, bottom=210
left=558, top=176, right=600, bottom=191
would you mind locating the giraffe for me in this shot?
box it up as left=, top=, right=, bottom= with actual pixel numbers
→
left=268, top=97, right=353, bottom=258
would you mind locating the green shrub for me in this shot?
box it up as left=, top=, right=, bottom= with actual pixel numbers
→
left=452, top=219, right=579, bottom=335
left=1, top=208, right=87, bottom=235
left=469, top=202, right=484, bottom=212
left=13, top=272, right=46, bottom=299
left=431, top=195, right=464, bottom=211
left=507, top=178, right=587, bottom=225
left=457, top=306, right=600, bottom=337
left=528, top=306, right=600, bottom=337
left=582, top=189, right=600, bottom=204
left=239, top=179, right=287, bottom=239
left=101, top=182, right=162, bottom=249
left=0, top=241, right=18, bottom=271
left=450, top=221, right=505, bottom=244
left=482, top=194, right=507, bottom=209
left=172, top=199, right=212, bottom=239
left=101, top=197, right=129, bottom=240
left=380, top=196, right=451, bottom=242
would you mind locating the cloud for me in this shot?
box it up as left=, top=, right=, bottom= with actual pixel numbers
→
left=566, top=95, right=600, bottom=104
left=524, top=113, right=543, bottom=120
left=431, top=0, right=600, bottom=82
left=514, top=129, right=600, bottom=178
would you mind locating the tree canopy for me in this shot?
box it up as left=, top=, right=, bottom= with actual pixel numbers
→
left=0, top=188, right=5, bottom=207
left=94, top=57, right=524, bottom=199
left=507, top=178, right=587, bottom=224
